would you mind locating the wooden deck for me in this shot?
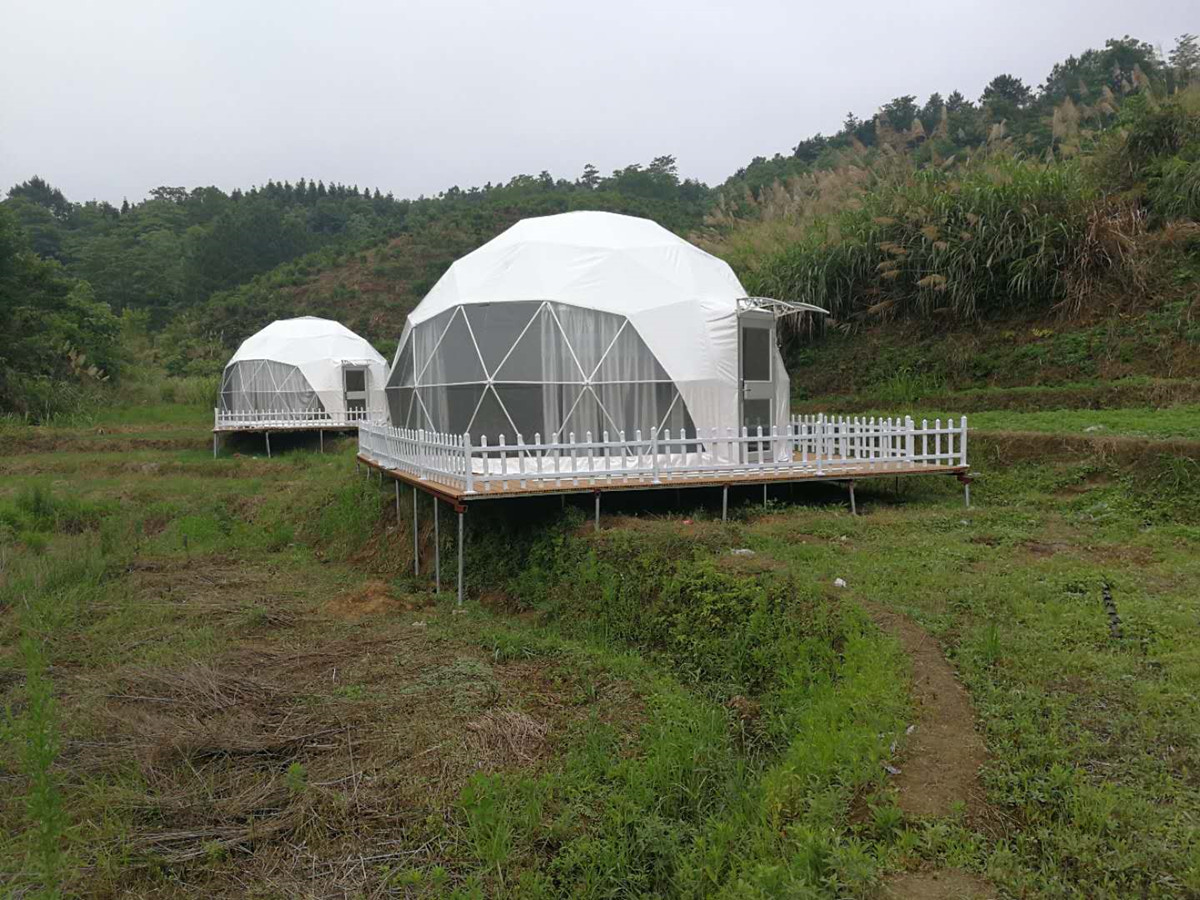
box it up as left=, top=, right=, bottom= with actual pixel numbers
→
left=357, top=451, right=970, bottom=507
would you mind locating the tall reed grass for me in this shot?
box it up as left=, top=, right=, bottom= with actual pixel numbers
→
left=738, top=155, right=1147, bottom=324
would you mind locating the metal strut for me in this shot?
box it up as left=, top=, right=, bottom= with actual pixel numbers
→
left=412, top=489, right=419, bottom=577
left=848, top=481, right=857, bottom=516
left=456, top=509, right=465, bottom=607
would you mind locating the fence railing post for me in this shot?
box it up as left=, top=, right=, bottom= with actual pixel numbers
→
left=960, top=416, right=968, bottom=467
left=463, top=433, right=475, bottom=494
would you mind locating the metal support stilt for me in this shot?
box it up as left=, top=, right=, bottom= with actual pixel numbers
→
left=763, top=483, right=768, bottom=509
left=722, top=485, right=728, bottom=522
left=212, top=433, right=218, bottom=459
left=319, top=430, right=324, bottom=454
left=849, top=481, right=857, bottom=516
left=434, top=500, right=440, bottom=593
left=964, top=481, right=971, bottom=509
left=456, top=510, right=464, bottom=607
left=412, top=489, right=419, bottom=577
left=594, top=492, right=600, bottom=532
left=265, top=432, right=271, bottom=458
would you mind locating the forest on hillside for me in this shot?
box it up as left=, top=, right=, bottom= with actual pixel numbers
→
left=2, top=34, right=1198, bottom=418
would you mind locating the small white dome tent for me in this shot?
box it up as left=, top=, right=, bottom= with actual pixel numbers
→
left=219, top=317, right=387, bottom=424
left=385, top=211, right=823, bottom=460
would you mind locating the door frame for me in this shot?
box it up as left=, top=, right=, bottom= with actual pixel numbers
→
left=737, top=310, right=776, bottom=461
left=343, top=364, right=369, bottom=418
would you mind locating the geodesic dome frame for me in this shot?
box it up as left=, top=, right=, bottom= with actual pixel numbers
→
left=219, top=317, right=388, bottom=420
left=386, top=300, right=697, bottom=443
left=385, top=211, right=806, bottom=454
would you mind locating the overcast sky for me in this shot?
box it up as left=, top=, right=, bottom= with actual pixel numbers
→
left=1, top=1, right=1194, bottom=205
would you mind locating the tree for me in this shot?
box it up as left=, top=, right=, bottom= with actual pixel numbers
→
left=880, top=95, right=919, bottom=131
left=1171, top=33, right=1199, bottom=87
left=981, top=74, right=1033, bottom=109
left=0, top=206, right=121, bottom=413
left=578, top=163, right=600, bottom=189
left=8, top=176, right=72, bottom=221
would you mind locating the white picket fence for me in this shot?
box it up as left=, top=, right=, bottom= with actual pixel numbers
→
left=214, top=408, right=376, bottom=431
left=358, top=414, right=967, bottom=495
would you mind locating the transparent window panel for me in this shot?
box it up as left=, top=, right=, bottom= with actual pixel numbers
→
left=596, top=383, right=657, bottom=436
left=550, top=303, right=624, bottom=379
left=546, top=384, right=584, bottom=440
left=223, top=360, right=323, bottom=413
left=742, top=327, right=771, bottom=382
left=388, top=338, right=415, bottom=389
left=422, top=310, right=486, bottom=385
left=464, top=302, right=541, bottom=376
left=562, top=387, right=606, bottom=441
left=471, top=387, right=515, bottom=444
left=386, top=386, right=414, bottom=428
left=593, top=322, right=670, bottom=383
left=412, top=309, right=455, bottom=385
left=344, top=369, right=366, bottom=392
left=743, top=399, right=772, bottom=432
left=442, top=385, right=485, bottom=435
left=495, top=306, right=584, bottom=383
left=494, top=385, right=544, bottom=440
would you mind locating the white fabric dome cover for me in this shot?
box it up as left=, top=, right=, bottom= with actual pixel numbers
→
left=390, top=211, right=790, bottom=446
left=223, top=317, right=387, bottom=418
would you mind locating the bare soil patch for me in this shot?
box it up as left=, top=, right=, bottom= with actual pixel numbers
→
left=881, top=868, right=995, bottom=899
left=864, top=602, right=988, bottom=819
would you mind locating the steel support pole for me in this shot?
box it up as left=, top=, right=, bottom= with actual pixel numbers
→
left=212, top=433, right=218, bottom=459
left=849, top=481, right=857, bottom=516
left=412, top=489, right=419, bottom=577
left=964, top=481, right=971, bottom=509
left=265, top=432, right=271, bottom=459
left=434, top=500, right=440, bottom=593
left=763, top=483, right=768, bottom=509
left=594, top=492, right=600, bottom=532
left=722, top=485, right=728, bottom=522
left=319, top=430, right=324, bottom=454
left=456, top=510, right=464, bottom=607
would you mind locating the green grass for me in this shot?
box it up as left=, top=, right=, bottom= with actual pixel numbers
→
left=1, top=399, right=1198, bottom=896
left=845, top=404, right=1200, bottom=440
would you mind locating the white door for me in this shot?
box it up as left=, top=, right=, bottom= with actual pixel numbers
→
left=739, top=312, right=775, bottom=460
left=343, top=366, right=368, bottom=420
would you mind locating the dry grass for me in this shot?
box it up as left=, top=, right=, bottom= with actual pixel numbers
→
left=463, top=707, right=551, bottom=767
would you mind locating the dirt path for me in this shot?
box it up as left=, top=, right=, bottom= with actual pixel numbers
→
left=865, top=601, right=988, bottom=819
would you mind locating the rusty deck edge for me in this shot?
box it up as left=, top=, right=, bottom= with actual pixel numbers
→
left=356, top=453, right=970, bottom=503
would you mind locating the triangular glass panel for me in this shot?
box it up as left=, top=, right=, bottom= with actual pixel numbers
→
left=561, top=387, right=606, bottom=441
left=412, top=308, right=455, bottom=385
left=420, top=308, right=486, bottom=385
left=469, top=386, right=516, bottom=444
left=549, top=303, right=624, bottom=379
left=494, top=385, right=544, bottom=440
left=442, top=384, right=486, bottom=435
left=386, top=387, right=413, bottom=428
left=464, top=302, right=541, bottom=377
left=494, top=306, right=584, bottom=383
left=412, top=388, right=437, bottom=431
left=593, top=322, right=670, bottom=383
left=389, top=339, right=415, bottom=388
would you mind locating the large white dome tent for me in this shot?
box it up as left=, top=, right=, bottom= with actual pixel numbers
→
left=217, top=317, right=387, bottom=434
left=384, top=211, right=824, bottom=460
